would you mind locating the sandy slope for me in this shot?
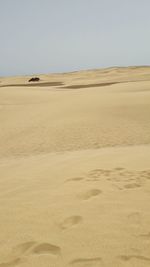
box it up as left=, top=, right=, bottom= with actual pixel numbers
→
left=0, top=67, right=150, bottom=267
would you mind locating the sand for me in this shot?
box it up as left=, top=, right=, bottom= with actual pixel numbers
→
left=0, top=66, right=150, bottom=267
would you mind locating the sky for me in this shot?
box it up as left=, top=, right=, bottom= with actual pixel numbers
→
left=0, top=0, right=150, bottom=76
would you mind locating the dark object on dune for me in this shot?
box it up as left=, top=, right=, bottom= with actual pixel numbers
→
left=28, top=77, right=40, bottom=82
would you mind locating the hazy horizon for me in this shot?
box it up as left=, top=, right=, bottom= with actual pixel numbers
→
left=1, top=0, right=150, bottom=76
left=1, top=65, right=150, bottom=79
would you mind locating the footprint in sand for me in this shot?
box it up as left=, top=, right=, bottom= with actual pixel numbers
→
left=113, top=167, right=125, bottom=171
left=0, top=241, right=61, bottom=267
left=79, top=189, right=102, bottom=200
left=32, top=243, right=61, bottom=256
left=118, top=254, right=150, bottom=265
left=70, top=257, right=103, bottom=266
left=139, top=232, right=150, bottom=239
left=0, top=258, right=22, bottom=267
left=66, top=177, right=85, bottom=183
left=88, top=169, right=111, bottom=179
left=59, top=216, right=82, bottom=230
left=88, top=168, right=150, bottom=184
left=141, top=170, right=150, bottom=180
left=124, top=182, right=141, bottom=189
left=87, top=168, right=127, bottom=183
left=88, top=169, right=103, bottom=179
left=0, top=242, right=36, bottom=267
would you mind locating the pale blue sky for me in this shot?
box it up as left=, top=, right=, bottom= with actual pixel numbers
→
left=0, top=0, right=150, bottom=76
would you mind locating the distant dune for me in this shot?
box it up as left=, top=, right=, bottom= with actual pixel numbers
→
left=0, top=66, right=150, bottom=267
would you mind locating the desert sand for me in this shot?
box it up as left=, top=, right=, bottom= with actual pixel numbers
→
left=0, top=66, right=150, bottom=267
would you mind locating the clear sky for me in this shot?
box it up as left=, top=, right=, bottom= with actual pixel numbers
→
left=0, top=0, right=150, bottom=76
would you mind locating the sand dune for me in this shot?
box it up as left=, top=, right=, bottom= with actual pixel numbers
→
left=0, top=66, right=150, bottom=267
